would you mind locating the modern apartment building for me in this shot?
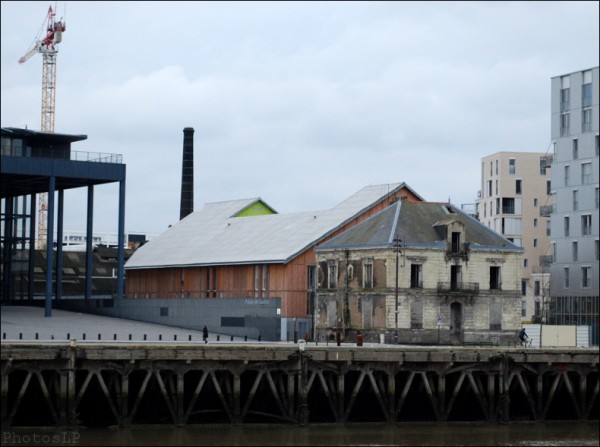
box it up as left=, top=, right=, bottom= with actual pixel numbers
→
left=475, top=152, right=553, bottom=324
left=549, top=66, right=599, bottom=346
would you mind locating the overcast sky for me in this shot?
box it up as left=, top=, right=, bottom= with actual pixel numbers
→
left=2, top=1, right=598, bottom=237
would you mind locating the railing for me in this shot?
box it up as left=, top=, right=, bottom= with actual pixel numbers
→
left=539, top=255, right=554, bottom=267
left=70, top=150, right=123, bottom=164
left=447, top=243, right=469, bottom=256
left=539, top=205, right=553, bottom=217
left=2, top=147, right=123, bottom=164
left=437, top=282, right=480, bottom=294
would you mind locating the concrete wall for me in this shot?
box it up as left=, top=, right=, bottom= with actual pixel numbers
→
left=55, top=297, right=282, bottom=341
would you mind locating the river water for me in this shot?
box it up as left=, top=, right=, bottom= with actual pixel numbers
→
left=2, top=421, right=598, bottom=446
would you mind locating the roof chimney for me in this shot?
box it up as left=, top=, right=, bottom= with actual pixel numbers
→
left=180, top=127, right=194, bottom=220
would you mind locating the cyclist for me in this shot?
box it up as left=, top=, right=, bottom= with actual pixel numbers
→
left=519, top=328, right=529, bottom=346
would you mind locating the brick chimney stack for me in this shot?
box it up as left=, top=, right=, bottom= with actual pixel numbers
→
left=180, top=127, right=194, bottom=220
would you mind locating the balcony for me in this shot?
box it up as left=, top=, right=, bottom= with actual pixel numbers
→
left=539, top=254, right=554, bottom=267
left=539, top=205, right=553, bottom=217
left=540, top=153, right=553, bottom=166
left=437, top=282, right=480, bottom=294
left=446, top=242, right=469, bottom=257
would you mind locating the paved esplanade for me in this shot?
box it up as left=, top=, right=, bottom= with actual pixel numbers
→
left=0, top=306, right=237, bottom=342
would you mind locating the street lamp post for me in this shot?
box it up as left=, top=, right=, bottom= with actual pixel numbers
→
left=394, top=236, right=402, bottom=344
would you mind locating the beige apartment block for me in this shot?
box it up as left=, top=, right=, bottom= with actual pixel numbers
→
left=475, top=152, right=553, bottom=323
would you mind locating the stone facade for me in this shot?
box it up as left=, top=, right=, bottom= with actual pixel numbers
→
left=316, top=224, right=522, bottom=345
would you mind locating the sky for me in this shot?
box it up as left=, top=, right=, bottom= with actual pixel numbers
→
left=1, top=1, right=599, bottom=238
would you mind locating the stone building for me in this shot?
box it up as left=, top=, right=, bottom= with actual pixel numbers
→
left=314, top=200, right=524, bottom=345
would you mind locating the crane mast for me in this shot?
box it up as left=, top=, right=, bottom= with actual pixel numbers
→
left=19, top=5, right=66, bottom=249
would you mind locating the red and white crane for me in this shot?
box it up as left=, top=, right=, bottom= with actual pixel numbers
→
left=19, top=4, right=66, bottom=249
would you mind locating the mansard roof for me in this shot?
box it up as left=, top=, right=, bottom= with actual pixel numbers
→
left=316, top=201, right=522, bottom=252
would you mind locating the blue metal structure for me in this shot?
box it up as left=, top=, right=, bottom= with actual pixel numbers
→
left=0, top=127, right=126, bottom=316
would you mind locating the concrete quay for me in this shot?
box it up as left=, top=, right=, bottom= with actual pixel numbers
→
left=0, top=305, right=245, bottom=343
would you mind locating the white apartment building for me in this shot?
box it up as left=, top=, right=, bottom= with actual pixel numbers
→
left=549, top=66, right=599, bottom=346
left=475, top=152, right=553, bottom=323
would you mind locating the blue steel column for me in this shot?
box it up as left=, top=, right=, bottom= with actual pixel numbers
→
left=45, top=176, right=56, bottom=317
left=28, top=194, right=36, bottom=300
left=116, top=178, right=126, bottom=312
left=85, top=185, right=94, bottom=300
left=56, top=189, right=64, bottom=299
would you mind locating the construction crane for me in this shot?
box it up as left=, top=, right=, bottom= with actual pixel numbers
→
left=19, top=4, right=66, bottom=249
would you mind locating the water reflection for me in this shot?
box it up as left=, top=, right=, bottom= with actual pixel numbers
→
left=3, top=421, right=598, bottom=446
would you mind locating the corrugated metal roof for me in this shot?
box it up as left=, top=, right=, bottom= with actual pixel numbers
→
left=125, top=183, right=410, bottom=269
left=316, top=201, right=523, bottom=252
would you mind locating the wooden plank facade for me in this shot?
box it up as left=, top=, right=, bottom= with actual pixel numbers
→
left=126, top=187, right=422, bottom=319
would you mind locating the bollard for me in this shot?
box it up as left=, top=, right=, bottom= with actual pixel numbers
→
left=231, top=335, right=234, bottom=341
left=129, top=334, right=132, bottom=340
left=188, top=335, right=192, bottom=341
left=244, top=335, right=248, bottom=342
left=35, top=333, right=38, bottom=340
left=98, top=334, right=101, bottom=340
left=174, top=334, right=177, bottom=341
left=19, top=333, right=22, bottom=340
left=217, top=335, right=220, bottom=341
left=114, top=334, right=117, bottom=340
left=2, top=333, right=5, bottom=340
left=83, top=333, right=86, bottom=340
left=67, top=333, right=70, bottom=340
left=258, top=335, right=261, bottom=342
left=159, top=334, right=162, bottom=341
left=144, top=334, right=147, bottom=341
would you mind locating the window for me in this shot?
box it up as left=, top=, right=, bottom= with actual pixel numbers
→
left=490, top=266, right=501, bottom=290
left=307, top=265, right=316, bottom=291
left=582, top=162, right=592, bottom=185
left=516, top=179, right=522, bottom=195
left=564, top=267, right=570, bottom=289
left=540, top=158, right=547, bottom=175
left=410, top=264, right=422, bottom=288
left=582, top=70, right=592, bottom=107
left=573, top=139, right=578, bottom=159
left=327, top=261, right=338, bottom=289
left=534, top=281, right=541, bottom=296
left=564, top=165, right=570, bottom=187
left=450, top=265, right=462, bottom=291
left=502, top=197, right=515, bottom=214
left=596, top=134, right=599, bottom=157
left=534, top=218, right=538, bottom=227
left=524, top=259, right=528, bottom=267
left=596, top=187, right=599, bottom=209
left=596, top=240, right=599, bottom=262
left=582, top=215, right=592, bottom=236
left=564, top=216, right=570, bottom=237
left=561, top=76, right=570, bottom=110
left=573, top=189, right=578, bottom=211
left=547, top=180, right=552, bottom=196
left=451, top=232, right=461, bottom=253
left=533, top=239, right=538, bottom=248
left=363, top=260, right=373, bottom=289
left=572, top=241, right=578, bottom=262
left=582, top=109, right=593, bottom=132
left=560, top=113, right=569, bottom=137
left=521, top=280, right=527, bottom=296
left=495, top=180, right=498, bottom=195
left=495, top=160, right=498, bottom=175
left=534, top=198, right=538, bottom=207
left=487, top=180, right=492, bottom=197
left=521, top=301, right=526, bottom=317
left=509, top=158, right=516, bottom=175
left=581, top=266, right=591, bottom=288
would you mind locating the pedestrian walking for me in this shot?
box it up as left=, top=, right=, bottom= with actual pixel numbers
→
left=203, top=325, right=209, bottom=344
